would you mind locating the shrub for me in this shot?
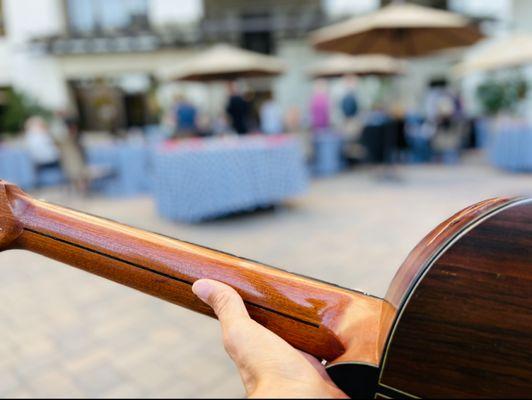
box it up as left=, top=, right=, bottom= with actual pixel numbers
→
left=0, top=89, right=51, bottom=136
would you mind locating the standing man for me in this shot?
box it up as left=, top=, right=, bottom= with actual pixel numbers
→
left=226, top=82, right=250, bottom=135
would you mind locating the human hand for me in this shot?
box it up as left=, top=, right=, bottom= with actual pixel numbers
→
left=192, top=279, right=348, bottom=399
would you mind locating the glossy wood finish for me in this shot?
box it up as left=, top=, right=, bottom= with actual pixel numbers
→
left=377, top=197, right=513, bottom=354
left=0, top=180, right=382, bottom=363
left=379, top=199, right=532, bottom=398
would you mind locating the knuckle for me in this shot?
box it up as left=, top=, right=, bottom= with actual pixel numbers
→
left=223, top=324, right=244, bottom=354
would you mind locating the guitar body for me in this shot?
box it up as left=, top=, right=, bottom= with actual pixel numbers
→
left=0, top=180, right=531, bottom=398
left=329, top=198, right=532, bottom=398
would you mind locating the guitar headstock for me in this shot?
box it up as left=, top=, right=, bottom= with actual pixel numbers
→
left=0, top=180, right=23, bottom=250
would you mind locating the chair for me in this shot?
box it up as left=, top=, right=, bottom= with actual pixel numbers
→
left=58, top=139, right=115, bottom=195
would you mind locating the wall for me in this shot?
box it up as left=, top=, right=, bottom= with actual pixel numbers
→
left=149, top=0, right=202, bottom=26
left=0, top=40, right=9, bottom=86
left=2, top=0, right=70, bottom=109
left=274, top=40, right=320, bottom=123
left=511, top=0, right=532, bottom=33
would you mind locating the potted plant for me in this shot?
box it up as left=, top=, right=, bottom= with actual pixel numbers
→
left=474, top=73, right=529, bottom=147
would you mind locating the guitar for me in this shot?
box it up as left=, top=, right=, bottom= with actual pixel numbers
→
left=0, top=180, right=530, bottom=398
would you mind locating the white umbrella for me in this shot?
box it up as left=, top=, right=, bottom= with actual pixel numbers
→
left=158, top=44, right=285, bottom=82
left=454, top=34, right=532, bottom=76
left=308, top=54, right=406, bottom=78
left=310, top=2, right=483, bottom=58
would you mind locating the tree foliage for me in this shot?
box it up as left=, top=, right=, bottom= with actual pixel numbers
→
left=0, top=89, right=51, bottom=136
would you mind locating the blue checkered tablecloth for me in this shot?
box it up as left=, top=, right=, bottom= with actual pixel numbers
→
left=0, top=142, right=152, bottom=194
left=0, top=146, right=36, bottom=189
left=85, top=143, right=152, bottom=196
left=152, top=135, right=309, bottom=222
left=311, top=131, right=345, bottom=176
left=488, top=122, right=532, bottom=172
left=475, top=118, right=493, bottom=149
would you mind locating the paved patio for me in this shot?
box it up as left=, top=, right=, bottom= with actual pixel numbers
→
left=0, top=153, right=530, bottom=397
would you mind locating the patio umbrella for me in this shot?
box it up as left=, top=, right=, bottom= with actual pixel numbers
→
left=453, top=34, right=532, bottom=76
left=308, top=54, right=406, bottom=78
left=310, top=2, right=483, bottom=58
left=158, top=44, right=285, bottom=82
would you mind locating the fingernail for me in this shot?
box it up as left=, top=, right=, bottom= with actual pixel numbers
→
left=192, top=279, right=213, bottom=303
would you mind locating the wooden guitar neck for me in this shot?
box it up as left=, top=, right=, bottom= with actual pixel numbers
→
left=0, top=180, right=383, bottom=364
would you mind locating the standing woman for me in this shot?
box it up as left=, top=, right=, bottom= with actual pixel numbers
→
left=309, top=80, right=331, bottom=133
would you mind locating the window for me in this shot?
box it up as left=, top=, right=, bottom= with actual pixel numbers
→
left=381, top=0, right=449, bottom=10
left=240, top=12, right=274, bottom=55
left=0, top=0, right=5, bottom=36
left=66, top=0, right=150, bottom=35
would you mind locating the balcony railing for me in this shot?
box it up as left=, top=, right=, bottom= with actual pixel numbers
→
left=30, top=11, right=326, bottom=55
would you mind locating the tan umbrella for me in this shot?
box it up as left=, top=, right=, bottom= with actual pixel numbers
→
left=308, top=54, right=406, bottom=78
left=158, top=44, right=285, bottom=82
left=453, top=34, right=532, bottom=76
left=310, top=2, right=483, bottom=58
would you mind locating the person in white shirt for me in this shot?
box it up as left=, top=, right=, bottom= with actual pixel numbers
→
left=23, top=116, right=61, bottom=172
left=260, top=94, right=283, bottom=135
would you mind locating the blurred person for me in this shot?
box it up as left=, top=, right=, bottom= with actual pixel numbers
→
left=340, top=75, right=359, bottom=121
left=194, top=112, right=212, bottom=137
left=365, top=102, right=390, bottom=126
left=260, top=93, right=283, bottom=135
left=310, top=80, right=331, bottom=132
left=424, top=78, right=455, bottom=127
left=284, top=105, right=302, bottom=133
left=50, top=110, right=88, bottom=193
left=173, top=94, right=198, bottom=137
left=339, top=75, right=362, bottom=141
left=212, top=113, right=231, bottom=136
left=423, top=79, right=462, bottom=163
left=24, top=116, right=61, bottom=174
left=192, top=279, right=347, bottom=398
left=160, top=108, right=177, bottom=139
left=226, top=81, right=251, bottom=135
left=284, top=105, right=312, bottom=158
left=405, top=111, right=435, bottom=163
left=244, top=89, right=260, bottom=132
left=451, top=88, right=465, bottom=120
left=388, top=102, right=408, bottom=163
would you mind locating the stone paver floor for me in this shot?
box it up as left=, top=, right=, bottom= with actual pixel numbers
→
left=0, top=154, right=530, bottom=397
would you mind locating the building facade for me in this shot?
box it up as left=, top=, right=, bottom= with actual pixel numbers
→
left=0, top=0, right=516, bottom=133
left=0, top=0, right=328, bottom=132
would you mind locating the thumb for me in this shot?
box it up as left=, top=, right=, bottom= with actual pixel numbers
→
left=192, top=279, right=250, bottom=325
left=192, top=279, right=271, bottom=395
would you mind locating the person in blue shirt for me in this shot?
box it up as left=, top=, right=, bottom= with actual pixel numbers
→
left=173, top=95, right=198, bottom=137
left=340, top=76, right=359, bottom=121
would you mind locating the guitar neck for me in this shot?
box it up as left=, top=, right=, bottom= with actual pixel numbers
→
left=0, top=182, right=382, bottom=363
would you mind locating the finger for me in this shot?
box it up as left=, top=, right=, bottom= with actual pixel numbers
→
left=192, top=279, right=250, bottom=325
